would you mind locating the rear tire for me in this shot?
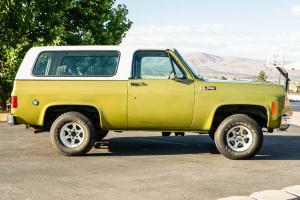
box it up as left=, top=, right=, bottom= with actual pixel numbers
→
left=214, top=114, right=263, bottom=160
left=50, top=112, right=96, bottom=156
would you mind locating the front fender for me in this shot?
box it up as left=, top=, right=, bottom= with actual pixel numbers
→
left=191, top=103, right=271, bottom=131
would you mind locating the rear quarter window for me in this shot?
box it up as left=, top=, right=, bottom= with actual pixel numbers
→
left=32, top=51, right=120, bottom=77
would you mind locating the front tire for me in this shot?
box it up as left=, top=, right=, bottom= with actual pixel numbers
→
left=208, top=132, right=215, bottom=141
left=96, top=130, right=109, bottom=142
left=214, top=114, right=263, bottom=160
left=50, top=112, right=96, bottom=156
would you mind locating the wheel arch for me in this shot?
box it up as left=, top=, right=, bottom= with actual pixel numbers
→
left=209, top=104, right=270, bottom=133
left=39, top=103, right=103, bottom=130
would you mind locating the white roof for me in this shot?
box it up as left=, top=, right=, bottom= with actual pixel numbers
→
left=28, top=45, right=171, bottom=51
left=16, top=46, right=173, bottom=81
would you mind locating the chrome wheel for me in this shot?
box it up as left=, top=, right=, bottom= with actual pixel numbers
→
left=226, top=125, right=253, bottom=152
left=59, top=122, right=85, bottom=148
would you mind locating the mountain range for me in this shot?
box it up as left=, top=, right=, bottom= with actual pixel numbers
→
left=184, top=52, right=300, bottom=81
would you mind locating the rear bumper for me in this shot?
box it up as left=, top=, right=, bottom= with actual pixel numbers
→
left=7, top=114, right=15, bottom=125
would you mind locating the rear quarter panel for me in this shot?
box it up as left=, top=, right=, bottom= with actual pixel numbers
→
left=11, top=80, right=128, bottom=129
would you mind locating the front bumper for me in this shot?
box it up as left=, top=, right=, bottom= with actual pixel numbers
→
left=7, top=114, right=15, bottom=125
left=279, top=114, right=291, bottom=131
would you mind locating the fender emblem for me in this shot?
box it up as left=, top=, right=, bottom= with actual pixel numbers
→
left=200, top=86, right=216, bottom=91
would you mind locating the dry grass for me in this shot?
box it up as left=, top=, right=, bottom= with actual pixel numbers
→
left=0, top=113, right=8, bottom=121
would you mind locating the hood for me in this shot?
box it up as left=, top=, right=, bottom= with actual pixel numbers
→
left=201, top=78, right=286, bottom=99
left=205, top=78, right=275, bottom=85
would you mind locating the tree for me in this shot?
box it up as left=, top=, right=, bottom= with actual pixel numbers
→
left=293, top=82, right=300, bottom=93
left=256, top=70, right=267, bottom=82
left=220, top=76, right=227, bottom=80
left=0, top=0, right=132, bottom=110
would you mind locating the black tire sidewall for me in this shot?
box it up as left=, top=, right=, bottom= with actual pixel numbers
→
left=208, top=132, right=215, bottom=141
left=50, top=112, right=95, bottom=156
left=215, top=114, right=263, bottom=160
left=95, top=130, right=109, bottom=141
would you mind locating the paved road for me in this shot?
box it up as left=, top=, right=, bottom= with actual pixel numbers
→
left=291, top=102, right=300, bottom=112
left=0, top=122, right=299, bottom=200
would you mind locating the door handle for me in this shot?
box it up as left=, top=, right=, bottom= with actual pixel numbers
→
left=130, top=82, right=147, bottom=86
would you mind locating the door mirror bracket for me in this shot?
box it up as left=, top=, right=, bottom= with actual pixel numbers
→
left=169, top=71, right=184, bottom=82
left=169, top=71, right=176, bottom=80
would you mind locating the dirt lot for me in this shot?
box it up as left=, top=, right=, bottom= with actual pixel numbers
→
left=0, top=122, right=299, bottom=200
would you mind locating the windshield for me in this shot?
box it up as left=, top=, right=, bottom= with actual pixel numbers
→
left=174, top=49, right=204, bottom=80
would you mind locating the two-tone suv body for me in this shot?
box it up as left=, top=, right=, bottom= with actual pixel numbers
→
left=8, top=46, right=286, bottom=159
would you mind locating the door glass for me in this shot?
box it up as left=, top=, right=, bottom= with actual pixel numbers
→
left=141, top=56, right=172, bottom=79
left=132, top=51, right=172, bottom=79
left=132, top=50, right=187, bottom=80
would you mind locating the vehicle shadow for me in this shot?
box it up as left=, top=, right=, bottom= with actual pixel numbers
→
left=253, top=135, right=300, bottom=160
left=90, top=135, right=219, bottom=156
left=86, top=134, right=300, bottom=160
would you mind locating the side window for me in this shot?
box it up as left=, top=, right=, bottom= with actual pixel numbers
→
left=33, top=53, right=52, bottom=76
left=32, top=51, right=120, bottom=77
left=132, top=51, right=186, bottom=80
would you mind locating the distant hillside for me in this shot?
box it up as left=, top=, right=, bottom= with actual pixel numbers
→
left=184, top=52, right=300, bottom=81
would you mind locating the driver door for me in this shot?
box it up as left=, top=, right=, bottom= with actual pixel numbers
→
left=127, top=50, right=195, bottom=130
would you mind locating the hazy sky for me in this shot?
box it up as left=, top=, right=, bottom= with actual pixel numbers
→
left=116, top=0, right=300, bottom=60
